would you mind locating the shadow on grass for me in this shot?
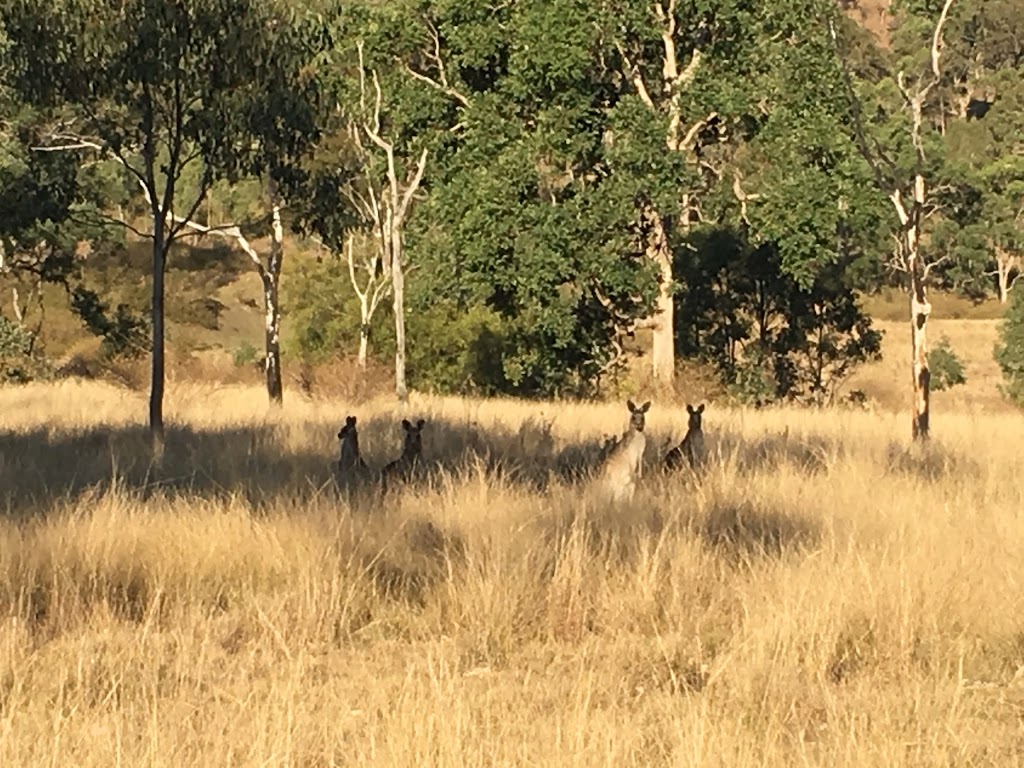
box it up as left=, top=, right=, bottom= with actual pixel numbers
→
left=364, top=517, right=468, bottom=608
left=883, top=441, right=981, bottom=482
left=0, top=422, right=338, bottom=516
left=716, top=430, right=842, bottom=477
left=702, top=500, right=821, bottom=561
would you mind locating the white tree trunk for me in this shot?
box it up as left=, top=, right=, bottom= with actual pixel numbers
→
left=263, top=177, right=285, bottom=405
left=994, top=247, right=1018, bottom=304
left=892, top=180, right=932, bottom=441
left=392, top=230, right=408, bottom=403
left=644, top=206, right=675, bottom=385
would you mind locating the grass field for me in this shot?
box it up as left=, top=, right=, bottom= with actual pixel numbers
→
left=2, top=381, right=1024, bottom=766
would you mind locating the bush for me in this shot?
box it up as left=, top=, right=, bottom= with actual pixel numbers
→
left=0, top=316, right=53, bottom=383
left=996, top=290, right=1024, bottom=405
left=284, top=257, right=511, bottom=396
left=70, top=287, right=149, bottom=361
left=233, top=341, right=260, bottom=368
left=406, top=301, right=507, bottom=395
left=928, top=336, right=967, bottom=392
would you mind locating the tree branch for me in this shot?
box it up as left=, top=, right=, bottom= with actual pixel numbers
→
left=397, top=148, right=429, bottom=224
left=404, top=18, right=470, bottom=108
left=616, top=43, right=656, bottom=110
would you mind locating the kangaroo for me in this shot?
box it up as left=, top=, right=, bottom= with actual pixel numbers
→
left=598, top=399, right=651, bottom=503
left=335, top=415, right=367, bottom=471
left=665, top=403, right=705, bottom=471
left=380, top=418, right=426, bottom=491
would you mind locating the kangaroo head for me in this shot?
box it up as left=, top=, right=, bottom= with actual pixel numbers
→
left=686, top=403, right=705, bottom=431
left=338, top=415, right=358, bottom=441
left=626, top=399, right=651, bottom=432
left=401, top=418, right=426, bottom=457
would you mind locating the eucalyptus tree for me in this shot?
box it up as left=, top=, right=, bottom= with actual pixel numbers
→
left=832, top=0, right=964, bottom=439
left=1, top=0, right=333, bottom=445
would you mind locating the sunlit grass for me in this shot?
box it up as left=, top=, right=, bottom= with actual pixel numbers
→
left=1, top=380, right=1023, bottom=766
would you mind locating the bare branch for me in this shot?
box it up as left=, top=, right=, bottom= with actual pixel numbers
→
left=404, top=18, right=470, bottom=108
left=679, top=112, right=716, bottom=152
left=397, top=148, right=429, bottom=224
left=616, top=43, right=656, bottom=110
left=732, top=169, right=761, bottom=225
left=921, top=251, right=952, bottom=281
left=931, top=0, right=956, bottom=80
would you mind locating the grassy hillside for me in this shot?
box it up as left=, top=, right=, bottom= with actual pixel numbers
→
left=1, top=381, right=1023, bottom=765
left=1, top=237, right=1015, bottom=414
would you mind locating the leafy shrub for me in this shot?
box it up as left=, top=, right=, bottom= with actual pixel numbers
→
left=727, top=343, right=777, bottom=406
left=0, top=316, right=53, bottom=383
left=70, top=287, right=149, bottom=360
left=996, top=290, right=1024, bottom=405
left=928, top=336, right=967, bottom=392
left=233, top=340, right=260, bottom=368
left=406, top=301, right=507, bottom=395
left=284, top=257, right=511, bottom=395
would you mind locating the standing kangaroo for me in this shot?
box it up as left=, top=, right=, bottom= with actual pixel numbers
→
left=665, top=403, right=705, bottom=471
left=336, top=415, right=368, bottom=475
left=380, top=418, right=426, bottom=491
left=598, top=399, right=651, bottom=503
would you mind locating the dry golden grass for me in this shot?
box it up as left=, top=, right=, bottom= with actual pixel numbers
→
left=2, top=380, right=1024, bottom=766
left=848, top=318, right=1007, bottom=413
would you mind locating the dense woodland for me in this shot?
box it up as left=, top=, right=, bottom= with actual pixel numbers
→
left=0, top=0, right=1022, bottom=443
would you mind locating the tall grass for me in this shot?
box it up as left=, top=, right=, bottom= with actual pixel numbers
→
left=1, top=380, right=1023, bottom=766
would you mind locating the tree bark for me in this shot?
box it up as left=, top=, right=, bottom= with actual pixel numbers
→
left=994, top=247, right=1018, bottom=304
left=358, top=320, right=370, bottom=368
left=645, top=207, right=675, bottom=385
left=392, top=230, right=408, bottom=403
left=895, top=181, right=931, bottom=441
left=910, top=263, right=931, bottom=440
left=264, top=177, right=284, bottom=405
left=150, top=214, right=166, bottom=456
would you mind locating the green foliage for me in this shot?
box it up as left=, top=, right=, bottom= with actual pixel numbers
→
left=283, top=258, right=369, bottom=363
left=69, top=287, right=148, bottom=361
left=676, top=229, right=882, bottom=405
left=405, top=301, right=507, bottom=395
left=995, top=289, right=1024, bottom=405
left=0, top=315, right=52, bottom=383
left=727, top=343, right=778, bottom=407
left=233, top=341, right=260, bottom=369
left=927, top=335, right=967, bottom=392
left=284, top=255, right=507, bottom=395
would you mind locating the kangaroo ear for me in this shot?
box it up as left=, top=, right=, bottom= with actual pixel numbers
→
left=697, top=404, right=705, bottom=414
left=416, top=419, right=426, bottom=430
left=627, top=399, right=637, bottom=412
left=641, top=401, right=651, bottom=412
left=686, top=404, right=694, bottom=414
left=402, top=419, right=412, bottom=431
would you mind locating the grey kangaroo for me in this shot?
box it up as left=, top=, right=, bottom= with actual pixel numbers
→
left=598, top=399, right=651, bottom=503
left=380, top=418, right=426, bottom=491
left=336, top=415, right=368, bottom=475
left=665, top=403, right=705, bottom=471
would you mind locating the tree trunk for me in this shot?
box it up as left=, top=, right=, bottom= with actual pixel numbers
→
left=910, top=273, right=931, bottom=440
left=392, top=231, right=408, bottom=403
left=264, top=179, right=284, bottom=406
left=906, top=223, right=931, bottom=441
left=262, top=272, right=282, bottom=405
left=995, top=248, right=1016, bottom=304
left=357, top=286, right=370, bottom=369
left=642, top=206, right=675, bottom=386
left=150, top=215, right=166, bottom=456
left=358, top=324, right=370, bottom=368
